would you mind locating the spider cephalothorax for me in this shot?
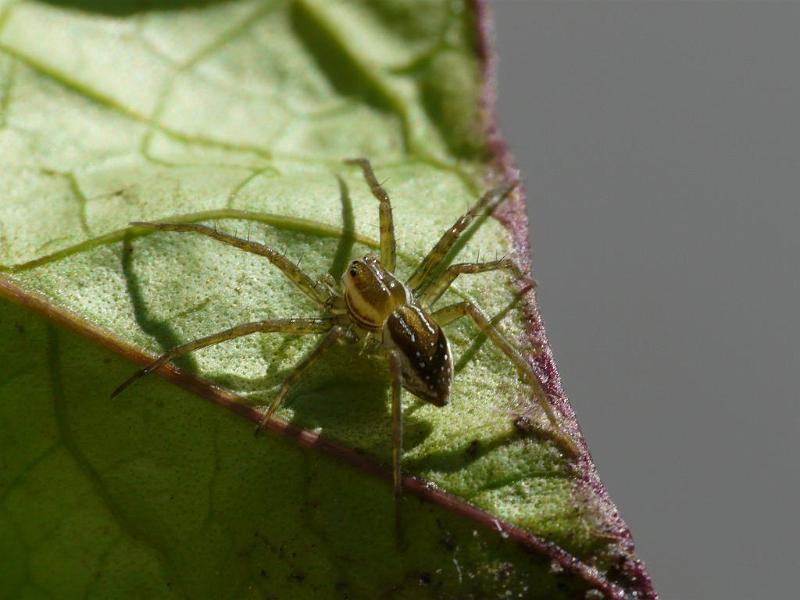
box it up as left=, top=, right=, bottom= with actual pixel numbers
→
left=112, top=158, right=578, bottom=495
left=342, top=255, right=410, bottom=332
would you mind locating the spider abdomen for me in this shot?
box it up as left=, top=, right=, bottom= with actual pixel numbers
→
left=383, top=304, right=452, bottom=407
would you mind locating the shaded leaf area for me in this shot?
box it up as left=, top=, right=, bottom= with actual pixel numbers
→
left=0, top=298, right=595, bottom=599
left=0, top=0, right=639, bottom=596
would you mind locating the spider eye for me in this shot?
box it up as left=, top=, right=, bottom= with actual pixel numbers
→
left=349, top=266, right=358, bottom=278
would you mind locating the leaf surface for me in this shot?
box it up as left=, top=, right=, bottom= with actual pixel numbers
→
left=0, top=1, right=655, bottom=598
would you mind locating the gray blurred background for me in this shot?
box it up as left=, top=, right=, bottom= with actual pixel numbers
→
left=493, top=2, right=799, bottom=599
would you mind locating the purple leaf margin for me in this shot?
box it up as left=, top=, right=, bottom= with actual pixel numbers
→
left=473, top=1, right=657, bottom=598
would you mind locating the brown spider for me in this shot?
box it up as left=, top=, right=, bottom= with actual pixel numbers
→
left=112, top=159, right=578, bottom=494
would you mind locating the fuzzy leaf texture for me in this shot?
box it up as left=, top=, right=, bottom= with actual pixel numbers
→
left=0, top=1, right=655, bottom=598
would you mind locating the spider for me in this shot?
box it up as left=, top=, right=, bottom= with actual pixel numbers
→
left=112, top=159, right=579, bottom=495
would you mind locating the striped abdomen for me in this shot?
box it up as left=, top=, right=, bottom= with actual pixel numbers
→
left=383, top=304, right=452, bottom=406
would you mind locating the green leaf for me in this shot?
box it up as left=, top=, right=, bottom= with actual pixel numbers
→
left=0, top=1, right=654, bottom=598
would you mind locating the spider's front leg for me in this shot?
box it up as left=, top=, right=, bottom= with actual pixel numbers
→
left=407, top=181, right=518, bottom=291
left=344, top=158, right=396, bottom=272
left=111, top=318, right=334, bottom=398
left=433, top=301, right=580, bottom=457
left=130, top=221, right=330, bottom=306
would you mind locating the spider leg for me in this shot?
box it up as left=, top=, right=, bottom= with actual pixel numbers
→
left=385, top=348, right=405, bottom=497
left=432, top=301, right=579, bottom=457
left=130, top=222, right=330, bottom=305
left=344, top=158, right=396, bottom=272
left=406, top=181, right=518, bottom=291
left=255, top=325, right=347, bottom=432
left=111, top=318, right=333, bottom=398
left=418, top=257, right=525, bottom=307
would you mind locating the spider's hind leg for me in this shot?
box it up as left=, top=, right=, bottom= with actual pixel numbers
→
left=433, top=301, right=579, bottom=457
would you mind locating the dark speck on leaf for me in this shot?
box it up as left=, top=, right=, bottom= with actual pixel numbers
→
left=418, top=572, right=432, bottom=585
left=466, top=439, right=480, bottom=458
left=440, top=530, right=457, bottom=551
left=514, top=415, right=534, bottom=436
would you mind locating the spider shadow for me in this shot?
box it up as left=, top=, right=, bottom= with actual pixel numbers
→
left=121, top=233, right=199, bottom=378
left=204, top=334, right=303, bottom=399
left=120, top=230, right=307, bottom=399
left=279, top=345, right=436, bottom=459
left=289, top=1, right=394, bottom=114
left=401, top=428, right=519, bottom=476
left=37, top=0, right=236, bottom=17
left=192, top=337, right=435, bottom=459
left=328, top=175, right=356, bottom=280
